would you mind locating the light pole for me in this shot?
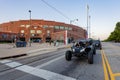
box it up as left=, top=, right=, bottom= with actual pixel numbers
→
left=70, top=19, right=78, bottom=24
left=68, top=19, right=78, bottom=44
left=29, top=10, right=31, bottom=46
left=89, top=15, right=91, bottom=38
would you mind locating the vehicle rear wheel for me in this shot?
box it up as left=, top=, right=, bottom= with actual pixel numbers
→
left=88, top=51, right=93, bottom=64
left=65, top=50, right=72, bottom=61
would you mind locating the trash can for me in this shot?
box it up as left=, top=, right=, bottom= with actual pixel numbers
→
left=23, top=41, right=27, bottom=47
left=16, top=41, right=21, bottom=47
left=16, top=41, right=26, bottom=47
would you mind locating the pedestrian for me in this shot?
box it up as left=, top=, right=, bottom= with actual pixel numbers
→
left=13, top=37, right=17, bottom=48
left=54, top=40, right=56, bottom=46
left=49, top=40, right=51, bottom=45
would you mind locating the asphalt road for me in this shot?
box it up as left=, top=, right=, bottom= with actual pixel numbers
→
left=102, top=42, right=120, bottom=80
left=1, top=42, right=119, bottom=80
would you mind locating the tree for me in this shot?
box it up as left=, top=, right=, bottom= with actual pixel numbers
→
left=106, top=22, right=120, bottom=42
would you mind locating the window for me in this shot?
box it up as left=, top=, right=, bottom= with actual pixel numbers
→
left=60, top=26, right=64, bottom=30
left=34, top=26, right=37, bottom=29
left=43, top=25, right=48, bottom=28
left=47, top=30, right=50, bottom=33
left=30, top=30, right=35, bottom=33
left=37, top=30, right=42, bottom=34
left=20, top=25, right=25, bottom=27
left=49, top=26, right=54, bottom=28
left=26, top=25, right=30, bottom=28
left=54, top=26, right=59, bottom=29
left=21, top=30, right=24, bottom=33
left=31, top=34, right=35, bottom=37
left=68, top=27, right=72, bottom=30
left=65, top=27, right=69, bottom=30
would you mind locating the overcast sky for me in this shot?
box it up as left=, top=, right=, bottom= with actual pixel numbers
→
left=0, top=0, right=120, bottom=40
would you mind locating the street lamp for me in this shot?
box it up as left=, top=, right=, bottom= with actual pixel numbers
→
left=67, top=19, right=78, bottom=44
left=70, top=19, right=78, bottom=24
left=89, top=15, right=91, bottom=38
left=28, top=10, right=31, bottom=46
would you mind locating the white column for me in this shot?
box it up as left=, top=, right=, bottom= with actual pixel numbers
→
left=65, top=30, right=68, bottom=45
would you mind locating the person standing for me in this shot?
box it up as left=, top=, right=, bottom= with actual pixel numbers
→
left=49, top=40, right=51, bottom=45
left=54, top=40, right=56, bottom=46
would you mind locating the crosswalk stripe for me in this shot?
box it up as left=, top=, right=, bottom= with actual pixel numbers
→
left=0, top=59, right=76, bottom=80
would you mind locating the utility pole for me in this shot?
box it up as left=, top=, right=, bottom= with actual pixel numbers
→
left=29, top=10, right=31, bottom=46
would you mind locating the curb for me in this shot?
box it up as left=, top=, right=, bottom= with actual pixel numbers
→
left=0, top=54, right=27, bottom=60
left=26, top=48, right=58, bottom=54
left=0, top=45, right=70, bottom=60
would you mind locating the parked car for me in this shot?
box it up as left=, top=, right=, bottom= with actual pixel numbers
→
left=65, top=39, right=96, bottom=64
left=93, top=40, right=102, bottom=50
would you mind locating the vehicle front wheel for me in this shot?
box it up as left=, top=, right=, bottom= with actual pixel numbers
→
left=65, top=50, right=72, bottom=61
left=88, top=51, right=93, bottom=64
left=100, top=46, right=102, bottom=50
left=93, top=48, right=96, bottom=55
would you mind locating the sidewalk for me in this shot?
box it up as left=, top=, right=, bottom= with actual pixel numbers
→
left=0, top=43, right=71, bottom=59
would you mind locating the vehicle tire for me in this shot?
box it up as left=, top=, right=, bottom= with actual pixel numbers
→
left=65, top=50, right=72, bottom=61
left=88, top=51, right=93, bottom=64
left=100, top=46, right=102, bottom=50
left=93, top=48, right=96, bottom=55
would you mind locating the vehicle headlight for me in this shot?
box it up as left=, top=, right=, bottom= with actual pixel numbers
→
left=80, top=48, right=85, bottom=52
left=96, top=44, right=98, bottom=46
left=72, top=49, right=75, bottom=52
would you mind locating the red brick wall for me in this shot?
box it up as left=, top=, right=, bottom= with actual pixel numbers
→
left=0, top=19, right=86, bottom=42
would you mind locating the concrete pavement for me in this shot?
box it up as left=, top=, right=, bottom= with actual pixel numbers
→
left=0, top=43, right=71, bottom=59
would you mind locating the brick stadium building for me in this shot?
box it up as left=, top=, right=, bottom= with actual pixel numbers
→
left=0, top=19, right=87, bottom=44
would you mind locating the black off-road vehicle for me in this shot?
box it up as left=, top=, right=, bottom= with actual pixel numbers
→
left=65, top=39, right=96, bottom=64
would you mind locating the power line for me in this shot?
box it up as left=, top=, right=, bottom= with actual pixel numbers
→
left=41, top=0, right=70, bottom=20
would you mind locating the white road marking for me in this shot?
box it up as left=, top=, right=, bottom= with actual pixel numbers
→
left=36, top=55, right=64, bottom=68
left=0, top=59, right=12, bottom=63
left=6, top=62, right=22, bottom=67
left=0, top=59, right=76, bottom=80
left=16, top=65, right=76, bottom=80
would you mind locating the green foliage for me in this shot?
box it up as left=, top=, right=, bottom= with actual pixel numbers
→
left=106, top=22, right=120, bottom=42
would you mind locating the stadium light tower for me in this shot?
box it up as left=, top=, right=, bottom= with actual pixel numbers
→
left=89, top=15, right=91, bottom=38
left=87, top=4, right=89, bottom=38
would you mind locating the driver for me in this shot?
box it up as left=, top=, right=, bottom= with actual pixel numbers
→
left=75, top=42, right=80, bottom=47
